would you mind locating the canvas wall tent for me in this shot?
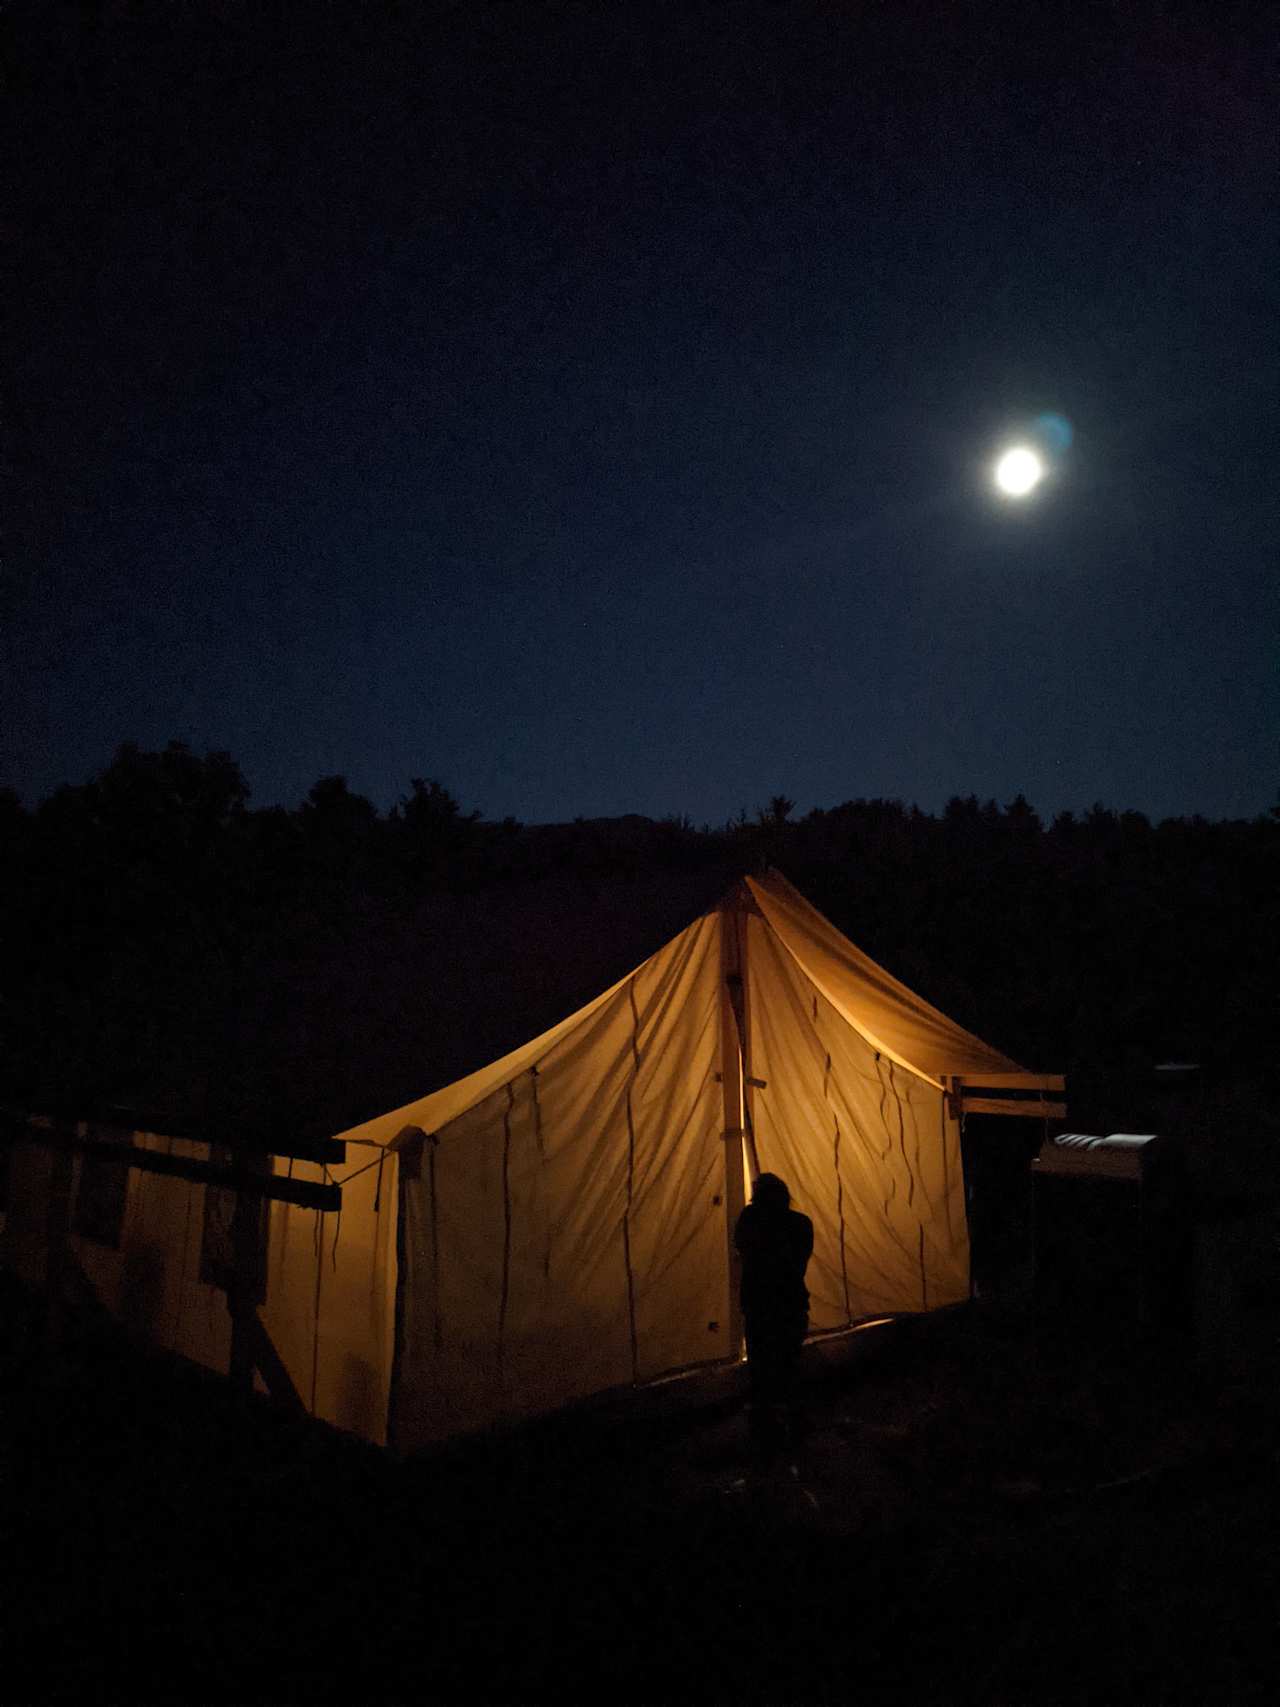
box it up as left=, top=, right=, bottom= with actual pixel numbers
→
left=2, top=871, right=1059, bottom=1450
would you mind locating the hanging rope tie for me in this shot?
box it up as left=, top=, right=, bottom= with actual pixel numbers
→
left=329, top=1166, right=342, bottom=1271
left=874, top=1054, right=897, bottom=1216
left=372, top=1147, right=385, bottom=1215
left=530, top=1063, right=544, bottom=1164
left=874, top=1053, right=893, bottom=1163
left=334, top=1151, right=390, bottom=1186
left=890, top=1061, right=916, bottom=1209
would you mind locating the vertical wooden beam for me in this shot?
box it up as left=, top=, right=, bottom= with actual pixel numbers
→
left=720, top=889, right=748, bottom=1359
left=228, top=1195, right=253, bottom=1397
left=44, top=1139, right=76, bottom=1350
left=736, top=908, right=760, bottom=1183
left=228, top=1148, right=269, bottom=1397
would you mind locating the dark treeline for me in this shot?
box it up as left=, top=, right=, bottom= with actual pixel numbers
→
left=2, top=742, right=1275, bottom=1143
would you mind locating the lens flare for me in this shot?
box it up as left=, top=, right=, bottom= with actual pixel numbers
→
left=1035, top=411, right=1073, bottom=453
left=994, top=445, right=1044, bottom=497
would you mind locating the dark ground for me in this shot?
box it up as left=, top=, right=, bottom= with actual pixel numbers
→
left=4, top=1274, right=1280, bottom=1707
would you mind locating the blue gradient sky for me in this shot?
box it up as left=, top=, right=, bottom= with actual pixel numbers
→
left=7, top=2, right=1277, bottom=823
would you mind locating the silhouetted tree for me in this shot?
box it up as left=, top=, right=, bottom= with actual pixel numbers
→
left=392, top=777, right=481, bottom=889
left=5, top=746, right=1277, bottom=1140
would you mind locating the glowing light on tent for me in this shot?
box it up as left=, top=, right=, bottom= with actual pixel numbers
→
left=994, top=445, right=1044, bottom=497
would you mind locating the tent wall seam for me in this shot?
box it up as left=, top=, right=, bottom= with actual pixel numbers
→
left=498, top=1084, right=514, bottom=1387
left=918, top=1225, right=928, bottom=1311
left=891, top=1062, right=917, bottom=1209
left=530, top=1066, right=549, bottom=1283
left=429, top=1140, right=442, bottom=1356
left=822, top=1045, right=853, bottom=1327
left=754, top=900, right=945, bottom=1092
left=623, top=982, right=641, bottom=1387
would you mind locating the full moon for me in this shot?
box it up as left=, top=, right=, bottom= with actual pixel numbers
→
left=994, top=444, right=1044, bottom=497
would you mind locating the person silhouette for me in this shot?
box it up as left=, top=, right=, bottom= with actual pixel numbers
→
left=734, top=1172, right=813, bottom=1460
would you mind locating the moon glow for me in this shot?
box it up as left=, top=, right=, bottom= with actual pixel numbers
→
left=994, top=444, right=1044, bottom=496
left=994, top=445, right=1045, bottom=496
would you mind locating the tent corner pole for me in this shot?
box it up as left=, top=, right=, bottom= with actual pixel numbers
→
left=719, top=892, right=749, bottom=1360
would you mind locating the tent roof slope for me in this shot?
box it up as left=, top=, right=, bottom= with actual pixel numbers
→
left=745, top=869, right=1024, bottom=1085
left=334, top=914, right=716, bottom=1152
left=334, top=963, right=637, bottom=1153
left=335, top=869, right=1024, bottom=1151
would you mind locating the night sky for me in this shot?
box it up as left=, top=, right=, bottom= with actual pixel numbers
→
left=8, top=2, right=1278, bottom=825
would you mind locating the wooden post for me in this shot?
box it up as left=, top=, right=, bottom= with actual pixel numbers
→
left=228, top=1148, right=269, bottom=1398
left=736, top=914, right=760, bottom=1182
left=44, top=1138, right=76, bottom=1351
left=720, top=887, right=749, bottom=1360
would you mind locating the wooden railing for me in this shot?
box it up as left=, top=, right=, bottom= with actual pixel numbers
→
left=1, top=1105, right=346, bottom=1409
left=945, top=1073, right=1067, bottom=1121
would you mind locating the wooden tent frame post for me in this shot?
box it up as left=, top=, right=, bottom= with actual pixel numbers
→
left=42, top=1142, right=75, bottom=1351
left=227, top=1148, right=268, bottom=1399
left=719, top=887, right=751, bottom=1360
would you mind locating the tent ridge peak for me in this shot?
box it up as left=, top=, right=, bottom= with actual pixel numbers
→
left=715, top=874, right=764, bottom=916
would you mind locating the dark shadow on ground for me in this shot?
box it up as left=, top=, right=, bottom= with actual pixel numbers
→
left=3, top=1274, right=1279, bottom=1705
